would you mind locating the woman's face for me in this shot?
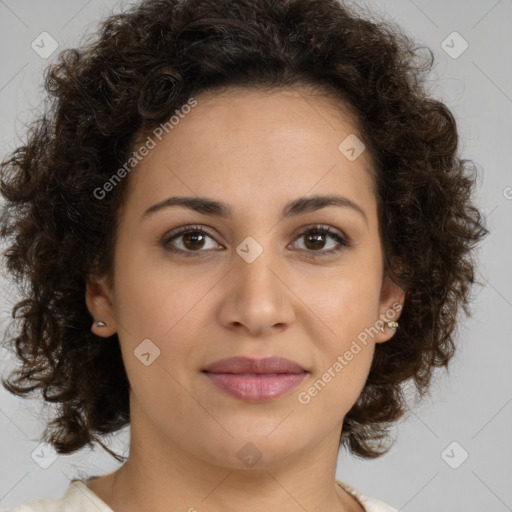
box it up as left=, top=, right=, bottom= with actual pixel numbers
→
left=86, top=87, right=404, bottom=470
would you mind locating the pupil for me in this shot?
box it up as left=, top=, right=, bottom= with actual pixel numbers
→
left=306, top=233, right=324, bottom=250
left=184, top=232, right=205, bottom=250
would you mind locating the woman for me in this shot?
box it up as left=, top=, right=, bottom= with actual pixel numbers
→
left=0, top=0, right=488, bottom=511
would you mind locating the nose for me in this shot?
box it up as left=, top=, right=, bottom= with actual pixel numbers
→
left=217, top=247, right=296, bottom=337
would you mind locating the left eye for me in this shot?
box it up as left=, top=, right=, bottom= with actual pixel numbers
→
left=161, top=224, right=350, bottom=257
left=293, top=226, right=349, bottom=254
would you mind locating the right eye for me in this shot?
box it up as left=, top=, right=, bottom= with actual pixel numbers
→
left=161, top=225, right=223, bottom=256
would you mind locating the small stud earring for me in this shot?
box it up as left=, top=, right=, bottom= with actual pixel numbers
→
left=380, top=320, right=399, bottom=333
left=94, top=321, right=107, bottom=328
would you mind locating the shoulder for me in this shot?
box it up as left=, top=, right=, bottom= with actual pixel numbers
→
left=337, top=480, right=399, bottom=512
left=4, top=481, right=113, bottom=512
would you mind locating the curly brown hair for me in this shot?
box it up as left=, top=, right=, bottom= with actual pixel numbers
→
left=0, top=0, right=488, bottom=462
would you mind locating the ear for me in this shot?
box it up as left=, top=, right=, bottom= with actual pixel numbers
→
left=85, top=273, right=118, bottom=337
left=374, top=272, right=405, bottom=344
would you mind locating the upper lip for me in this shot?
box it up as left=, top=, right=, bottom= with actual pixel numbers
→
left=203, top=356, right=307, bottom=374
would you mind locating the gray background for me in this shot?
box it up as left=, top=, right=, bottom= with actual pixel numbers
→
left=0, top=0, right=511, bottom=510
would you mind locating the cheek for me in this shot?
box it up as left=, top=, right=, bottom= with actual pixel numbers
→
left=111, top=243, right=212, bottom=339
left=109, top=257, right=206, bottom=411
left=294, top=264, right=381, bottom=412
left=299, top=260, right=382, bottom=346
left=297, top=286, right=378, bottom=420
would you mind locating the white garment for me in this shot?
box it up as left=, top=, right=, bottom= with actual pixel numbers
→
left=6, top=479, right=398, bottom=512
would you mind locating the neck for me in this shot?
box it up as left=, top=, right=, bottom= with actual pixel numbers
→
left=87, top=404, right=363, bottom=512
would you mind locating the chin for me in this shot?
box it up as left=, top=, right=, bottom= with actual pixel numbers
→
left=195, top=430, right=310, bottom=472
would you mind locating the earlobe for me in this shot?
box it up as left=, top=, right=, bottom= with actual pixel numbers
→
left=85, top=274, right=117, bottom=337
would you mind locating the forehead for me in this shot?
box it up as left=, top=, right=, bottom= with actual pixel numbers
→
left=124, top=87, right=376, bottom=220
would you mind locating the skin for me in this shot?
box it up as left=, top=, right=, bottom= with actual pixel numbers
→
left=85, top=87, right=404, bottom=512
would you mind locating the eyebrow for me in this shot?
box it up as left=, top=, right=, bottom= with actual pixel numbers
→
left=141, top=194, right=368, bottom=224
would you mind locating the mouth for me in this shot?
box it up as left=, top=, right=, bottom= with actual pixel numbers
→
left=202, top=356, right=308, bottom=403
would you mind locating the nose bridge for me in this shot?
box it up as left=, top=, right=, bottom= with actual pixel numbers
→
left=234, top=237, right=283, bottom=303
left=221, top=234, right=294, bottom=334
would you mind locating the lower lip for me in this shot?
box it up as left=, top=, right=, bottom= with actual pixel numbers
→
left=204, top=372, right=307, bottom=402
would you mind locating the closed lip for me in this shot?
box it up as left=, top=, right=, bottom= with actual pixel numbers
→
left=202, top=356, right=307, bottom=374
left=202, top=356, right=309, bottom=403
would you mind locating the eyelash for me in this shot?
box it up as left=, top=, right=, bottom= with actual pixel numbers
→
left=161, top=224, right=350, bottom=259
